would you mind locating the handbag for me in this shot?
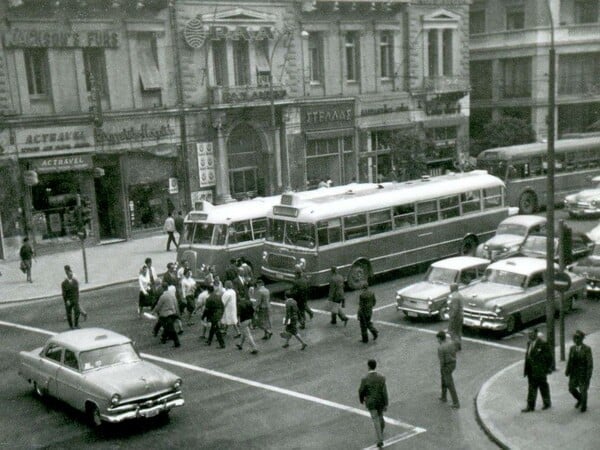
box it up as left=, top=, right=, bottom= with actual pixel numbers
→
left=19, top=260, right=27, bottom=274
left=279, top=330, right=291, bottom=339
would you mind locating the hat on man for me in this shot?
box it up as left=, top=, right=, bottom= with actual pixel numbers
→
left=574, top=329, right=585, bottom=340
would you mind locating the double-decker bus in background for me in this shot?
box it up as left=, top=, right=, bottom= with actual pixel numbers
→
left=177, top=183, right=380, bottom=284
left=476, top=136, right=600, bottom=214
left=261, top=171, right=516, bottom=289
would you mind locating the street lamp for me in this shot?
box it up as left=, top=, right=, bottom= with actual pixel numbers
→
left=544, top=0, right=557, bottom=365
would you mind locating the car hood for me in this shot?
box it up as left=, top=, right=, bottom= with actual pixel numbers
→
left=572, top=257, right=600, bottom=275
left=566, top=189, right=600, bottom=202
left=461, top=282, right=522, bottom=309
left=483, top=235, right=523, bottom=248
left=84, top=360, right=178, bottom=398
left=397, top=282, right=449, bottom=300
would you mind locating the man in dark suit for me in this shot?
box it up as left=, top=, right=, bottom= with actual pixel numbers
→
left=565, top=330, right=593, bottom=412
left=522, top=329, right=553, bottom=412
left=202, top=285, right=226, bottom=348
left=291, top=269, right=313, bottom=329
left=328, top=266, right=348, bottom=326
left=61, top=265, right=80, bottom=329
left=437, top=330, right=460, bottom=408
left=359, top=359, right=388, bottom=449
left=232, top=267, right=248, bottom=302
left=358, top=282, right=378, bottom=343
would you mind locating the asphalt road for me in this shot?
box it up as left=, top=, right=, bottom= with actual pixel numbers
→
left=1, top=211, right=598, bottom=450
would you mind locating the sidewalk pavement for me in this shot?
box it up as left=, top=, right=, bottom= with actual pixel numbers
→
left=0, top=234, right=176, bottom=305
left=476, top=331, right=600, bottom=450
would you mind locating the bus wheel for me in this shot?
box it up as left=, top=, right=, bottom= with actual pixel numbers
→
left=347, top=261, right=369, bottom=290
left=519, top=191, right=538, bottom=214
left=460, top=236, right=478, bottom=256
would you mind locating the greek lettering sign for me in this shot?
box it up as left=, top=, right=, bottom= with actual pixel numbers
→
left=31, top=154, right=94, bottom=173
left=16, top=125, right=93, bottom=155
left=302, top=102, right=354, bottom=131
left=3, top=29, right=120, bottom=48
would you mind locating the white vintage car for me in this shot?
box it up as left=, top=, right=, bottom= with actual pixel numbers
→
left=461, top=257, right=586, bottom=335
left=396, top=256, right=490, bottom=319
left=19, top=328, right=184, bottom=427
left=475, top=215, right=547, bottom=261
left=564, top=175, right=600, bottom=218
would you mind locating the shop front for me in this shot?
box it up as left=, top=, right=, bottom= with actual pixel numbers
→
left=94, top=115, right=183, bottom=237
left=300, top=100, right=356, bottom=189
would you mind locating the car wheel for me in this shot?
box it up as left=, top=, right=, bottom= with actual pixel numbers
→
left=87, top=403, right=103, bottom=428
left=505, top=314, right=521, bottom=334
left=460, top=236, right=478, bottom=256
left=347, top=261, right=369, bottom=290
left=519, top=191, right=538, bottom=214
left=33, top=381, right=45, bottom=398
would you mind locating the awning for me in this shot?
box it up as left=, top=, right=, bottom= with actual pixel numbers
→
left=138, top=49, right=161, bottom=91
left=305, top=128, right=355, bottom=140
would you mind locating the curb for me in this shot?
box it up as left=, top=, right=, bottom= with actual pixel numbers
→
left=474, top=360, right=522, bottom=450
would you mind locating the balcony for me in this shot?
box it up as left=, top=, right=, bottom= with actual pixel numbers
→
left=209, top=84, right=287, bottom=106
left=419, top=76, right=469, bottom=95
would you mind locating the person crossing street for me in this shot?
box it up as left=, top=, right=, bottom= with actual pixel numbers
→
left=358, top=282, right=378, bottom=343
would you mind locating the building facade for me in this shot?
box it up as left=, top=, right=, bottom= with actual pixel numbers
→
left=470, top=0, right=600, bottom=142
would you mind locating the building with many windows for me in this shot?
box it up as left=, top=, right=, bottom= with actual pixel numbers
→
left=470, top=0, right=600, bottom=142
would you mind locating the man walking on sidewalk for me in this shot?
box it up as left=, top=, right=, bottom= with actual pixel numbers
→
left=174, top=211, right=185, bottom=247
left=19, top=237, right=34, bottom=283
left=359, top=359, right=388, bottom=449
left=437, top=330, right=460, bottom=409
left=61, top=265, right=81, bottom=329
left=358, top=282, right=378, bottom=343
left=565, top=330, right=593, bottom=413
left=163, top=212, right=177, bottom=251
left=521, top=329, right=553, bottom=412
left=328, top=266, right=348, bottom=326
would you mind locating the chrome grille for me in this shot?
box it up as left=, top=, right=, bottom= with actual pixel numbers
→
left=463, top=309, right=497, bottom=320
left=267, top=254, right=297, bottom=270
left=401, top=297, right=429, bottom=310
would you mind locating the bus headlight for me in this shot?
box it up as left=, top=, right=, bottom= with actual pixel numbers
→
left=298, top=258, right=306, bottom=269
left=262, top=251, right=268, bottom=261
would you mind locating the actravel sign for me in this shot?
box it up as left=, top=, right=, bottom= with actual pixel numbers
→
left=15, top=125, right=93, bottom=155
left=30, top=154, right=94, bottom=174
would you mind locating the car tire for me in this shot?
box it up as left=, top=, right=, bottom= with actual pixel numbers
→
left=87, top=403, right=103, bottom=428
left=505, top=314, right=521, bottom=335
left=519, top=191, right=538, bottom=214
left=33, top=381, right=45, bottom=398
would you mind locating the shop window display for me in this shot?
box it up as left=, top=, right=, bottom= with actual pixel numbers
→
left=129, top=182, right=173, bottom=230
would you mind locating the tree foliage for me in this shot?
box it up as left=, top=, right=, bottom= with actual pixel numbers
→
left=381, top=127, right=432, bottom=181
left=474, top=117, right=535, bottom=155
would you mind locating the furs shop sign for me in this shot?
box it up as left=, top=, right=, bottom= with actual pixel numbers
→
left=3, top=29, right=119, bottom=48
left=95, top=122, right=176, bottom=147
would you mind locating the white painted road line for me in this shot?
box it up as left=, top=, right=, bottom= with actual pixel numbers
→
left=363, top=429, right=427, bottom=449
left=0, top=319, right=426, bottom=441
left=372, top=303, right=398, bottom=312
left=271, top=303, right=525, bottom=353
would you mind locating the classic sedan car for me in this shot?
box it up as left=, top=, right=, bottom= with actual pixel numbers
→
left=19, top=328, right=184, bottom=427
left=518, top=231, right=594, bottom=263
left=569, top=243, right=600, bottom=295
left=564, top=175, right=600, bottom=218
left=396, top=256, right=490, bottom=319
left=461, top=257, right=586, bottom=335
left=475, top=215, right=546, bottom=261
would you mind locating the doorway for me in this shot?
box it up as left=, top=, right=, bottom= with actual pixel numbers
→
left=94, top=157, right=125, bottom=240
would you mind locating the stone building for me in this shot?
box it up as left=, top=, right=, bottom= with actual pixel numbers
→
left=470, top=0, right=600, bottom=141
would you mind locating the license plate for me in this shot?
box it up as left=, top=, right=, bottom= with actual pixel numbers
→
left=274, top=273, right=284, bottom=280
left=407, top=312, right=418, bottom=317
left=142, top=408, right=159, bottom=418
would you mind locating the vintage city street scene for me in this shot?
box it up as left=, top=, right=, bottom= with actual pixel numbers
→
left=1, top=0, right=599, bottom=449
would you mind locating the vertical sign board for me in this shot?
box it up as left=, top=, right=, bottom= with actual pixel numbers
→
left=196, top=142, right=216, bottom=187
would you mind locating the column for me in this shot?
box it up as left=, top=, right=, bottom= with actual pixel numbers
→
left=213, top=116, right=233, bottom=204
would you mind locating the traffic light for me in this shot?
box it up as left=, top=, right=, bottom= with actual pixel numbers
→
left=560, top=223, right=573, bottom=265
left=81, top=198, right=92, bottom=227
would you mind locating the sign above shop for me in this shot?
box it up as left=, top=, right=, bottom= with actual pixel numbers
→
left=94, top=118, right=178, bottom=154
left=3, top=29, right=120, bottom=48
left=302, top=102, right=354, bottom=131
left=30, top=154, right=94, bottom=174
left=16, top=125, right=93, bottom=156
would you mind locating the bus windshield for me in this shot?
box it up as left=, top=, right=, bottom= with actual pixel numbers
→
left=267, top=219, right=316, bottom=248
left=477, top=160, right=507, bottom=179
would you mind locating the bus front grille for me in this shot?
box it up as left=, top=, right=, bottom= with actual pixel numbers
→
left=267, top=254, right=297, bottom=270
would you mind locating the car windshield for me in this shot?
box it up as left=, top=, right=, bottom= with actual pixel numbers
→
left=520, top=235, right=558, bottom=257
left=79, top=343, right=140, bottom=371
left=266, top=219, right=316, bottom=248
left=485, top=268, right=526, bottom=287
left=496, top=223, right=527, bottom=236
left=426, top=267, right=458, bottom=284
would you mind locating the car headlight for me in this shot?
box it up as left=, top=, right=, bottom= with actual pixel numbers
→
left=298, top=258, right=306, bottom=269
left=483, top=245, right=489, bottom=251
left=262, top=251, right=268, bottom=261
left=494, top=305, right=503, bottom=314
left=173, top=379, right=182, bottom=389
left=111, top=394, right=121, bottom=406
left=592, top=200, right=598, bottom=207
left=427, top=299, right=433, bottom=306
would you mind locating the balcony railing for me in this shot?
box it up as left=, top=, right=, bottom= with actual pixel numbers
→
left=420, top=76, right=469, bottom=94
left=209, top=84, right=287, bottom=105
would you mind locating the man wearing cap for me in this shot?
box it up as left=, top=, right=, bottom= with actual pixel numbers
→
left=61, top=265, right=81, bottom=329
left=437, top=330, right=459, bottom=409
left=566, top=330, right=593, bottom=412
left=358, top=282, right=378, bottom=343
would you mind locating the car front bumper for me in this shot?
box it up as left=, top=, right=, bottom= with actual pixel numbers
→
left=463, top=315, right=506, bottom=331
left=397, top=305, right=441, bottom=317
left=566, top=205, right=600, bottom=217
left=102, top=394, right=184, bottom=423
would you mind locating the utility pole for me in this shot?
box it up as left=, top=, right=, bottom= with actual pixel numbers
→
left=545, top=0, right=556, bottom=367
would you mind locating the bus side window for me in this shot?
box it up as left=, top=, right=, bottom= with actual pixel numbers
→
left=252, top=218, right=267, bottom=240
left=214, top=225, right=226, bottom=246
left=483, top=187, right=503, bottom=208
left=439, top=196, right=460, bottom=219
left=318, top=219, right=341, bottom=246
left=231, top=220, right=252, bottom=243
left=416, top=201, right=438, bottom=225
left=368, top=209, right=392, bottom=235
left=461, top=190, right=481, bottom=214
left=393, top=204, right=415, bottom=229
left=343, top=214, right=368, bottom=241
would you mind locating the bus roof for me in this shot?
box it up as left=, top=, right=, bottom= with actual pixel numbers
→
left=271, top=171, right=504, bottom=222
left=184, top=183, right=382, bottom=224
left=477, top=136, right=600, bottom=161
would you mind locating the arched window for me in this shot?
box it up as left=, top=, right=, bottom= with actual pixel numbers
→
left=227, top=124, right=266, bottom=199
